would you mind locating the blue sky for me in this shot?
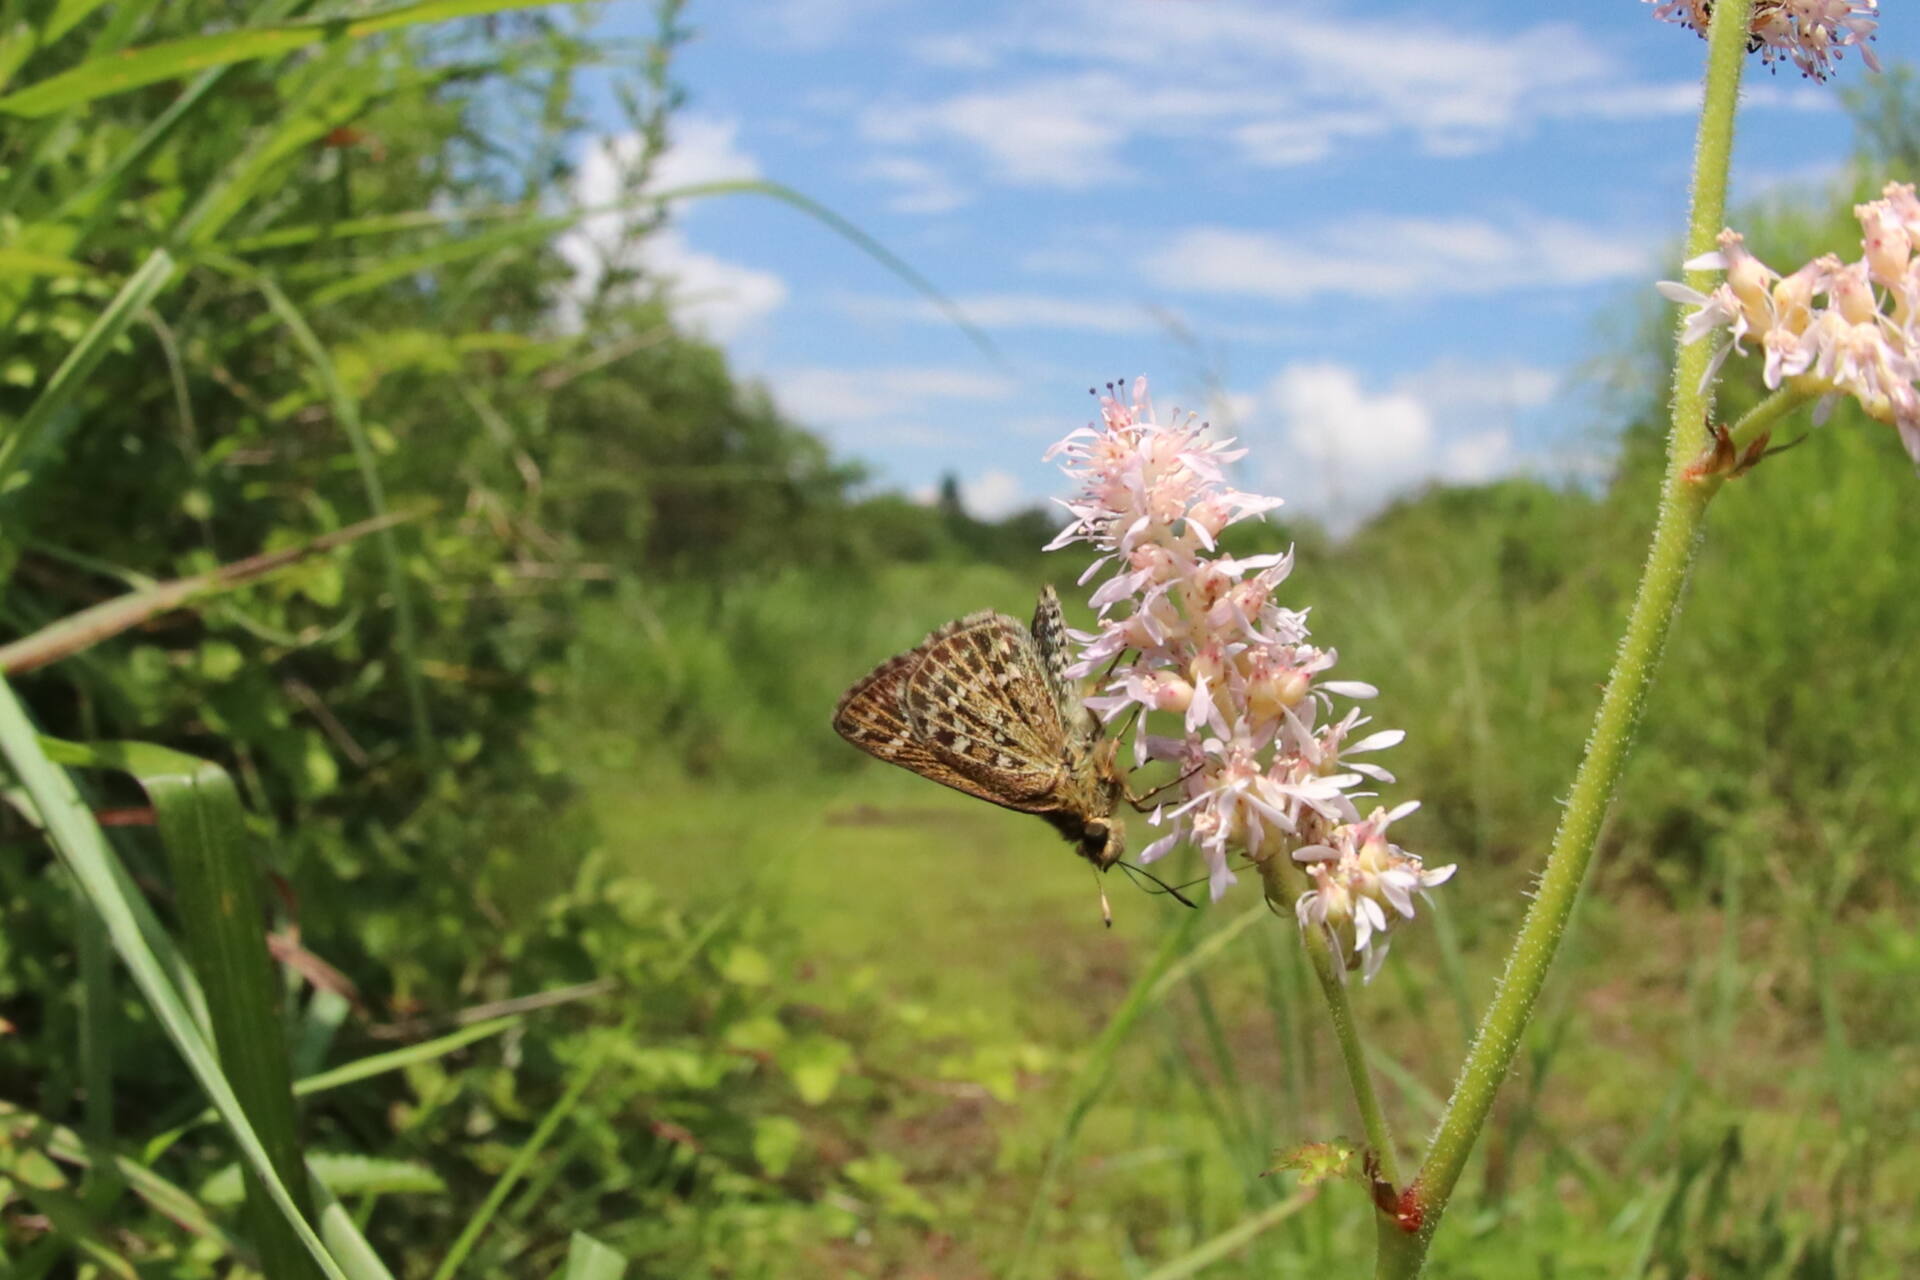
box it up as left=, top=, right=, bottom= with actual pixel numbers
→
left=570, top=2, right=1905, bottom=528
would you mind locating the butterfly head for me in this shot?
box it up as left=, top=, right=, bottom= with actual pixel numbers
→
left=1079, top=816, right=1125, bottom=870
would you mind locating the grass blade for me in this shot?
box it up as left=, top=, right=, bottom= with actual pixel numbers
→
left=0, top=680, right=352, bottom=1280
left=428, top=1030, right=616, bottom=1280
left=1009, top=907, right=1212, bottom=1280
left=0, top=249, right=173, bottom=498
left=166, top=1015, right=522, bottom=1138
left=0, top=1100, right=243, bottom=1255
left=0, top=0, right=555, bottom=118
left=248, top=272, right=433, bottom=755
left=1137, top=1187, right=1316, bottom=1280
left=308, top=1160, right=401, bottom=1280
left=0, top=509, right=420, bottom=674
left=46, top=737, right=320, bottom=1279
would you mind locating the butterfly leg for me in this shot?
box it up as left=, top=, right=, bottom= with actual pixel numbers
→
left=1124, top=763, right=1205, bottom=812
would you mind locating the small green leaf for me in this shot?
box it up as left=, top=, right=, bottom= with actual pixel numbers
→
left=719, top=944, right=773, bottom=987
left=296, top=557, right=345, bottom=607
left=0, top=247, right=91, bottom=277
left=843, top=1154, right=937, bottom=1223
left=557, top=1232, right=625, bottom=1280
left=751, top=1116, right=805, bottom=1178
left=301, top=731, right=339, bottom=796
left=1269, top=1140, right=1360, bottom=1187
left=198, top=640, right=244, bottom=681
left=723, top=1014, right=788, bottom=1054
left=777, top=1034, right=852, bottom=1105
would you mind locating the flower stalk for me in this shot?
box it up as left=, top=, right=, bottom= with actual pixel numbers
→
left=1376, top=2, right=1756, bottom=1273
left=1257, top=853, right=1399, bottom=1189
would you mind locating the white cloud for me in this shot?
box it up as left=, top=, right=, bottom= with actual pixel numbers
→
left=842, top=291, right=1159, bottom=334
left=1274, top=363, right=1432, bottom=477
left=872, top=3, right=1703, bottom=188
left=1143, top=214, right=1651, bottom=303
left=863, top=155, right=971, bottom=214
left=649, top=116, right=761, bottom=192
left=1236, top=358, right=1551, bottom=530
left=746, top=0, right=899, bottom=50
left=771, top=365, right=1018, bottom=425
left=1441, top=429, right=1517, bottom=484
left=863, top=76, right=1130, bottom=188
left=558, top=116, right=786, bottom=340
left=961, top=469, right=1026, bottom=518
left=910, top=32, right=999, bottom=70
left=1406, top=360, right=1561, bottom=412
left=910, top=469, right=1032, bottom=518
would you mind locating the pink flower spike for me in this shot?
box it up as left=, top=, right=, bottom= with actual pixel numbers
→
left=1045, top=375, right=1443, bottom=959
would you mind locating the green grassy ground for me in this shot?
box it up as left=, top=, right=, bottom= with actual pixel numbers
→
left=600, top=763, right=1920, bottom=1276
left=572, top=456, right=1920, bottom=1276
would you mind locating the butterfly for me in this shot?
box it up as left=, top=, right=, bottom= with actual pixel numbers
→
left=832, top=585, right=1128, bottom=884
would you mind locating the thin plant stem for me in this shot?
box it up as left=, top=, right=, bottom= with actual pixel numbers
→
left=1258, top=856, right=1398, bottom=1187
left=1375, top=4, right=1756, bottom=1275
left=1310, top=932, right=1400, bottom=1187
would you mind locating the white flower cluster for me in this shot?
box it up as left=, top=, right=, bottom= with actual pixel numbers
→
left=1046, top=378, right=1453, bottom=979
left=1648, top=1, right=1879, bottom=81
left=1659, top=183, right=1920, bottom=468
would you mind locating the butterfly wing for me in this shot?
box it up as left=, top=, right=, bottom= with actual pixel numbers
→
left=833, top=641, right=1051, bottom=812
left=902, top=613, right=1066, bottom=807
left=1030, top=585, right=1095, bottom=738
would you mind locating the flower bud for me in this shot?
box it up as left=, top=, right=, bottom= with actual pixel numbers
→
left=1720, top=231, right=1776, bottom=336
left=1857, top=197, right=1911, bottom=287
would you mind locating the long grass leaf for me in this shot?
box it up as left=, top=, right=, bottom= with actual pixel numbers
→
left=1009, top=908, right=1209, bottom=1280
left=248, top=273, right=433, bottom=754
left=170, top=1015, right=522, bottom=1137
left=1137, top=1187, right=1316, bottom=1280
left=221, top=179, right=1002, bottom=365
left=304, top=218, right=567, bottom=308
left=203, top=1153, right=443, bottom=1205
left=0, top=0, right=555, bottom=117
left=651, top=178, right=1003, bottom=366
left=0, top=680, right=351, bottom=1280
left=0, top=247, right=92, bottom=277
left=0, top=509, right=419, bottom=674
left=75, top=904, right=114, bottom=1166
left=53, top=0, right=309, bottom=227
left=46, top=0, right=117, bottom=44
left=0, top=249, right=173, bottom=497
left=307, top=1161, right=402, bottom=1280
left=0, top=1100, right=243, bottom=1254
left=428, top=1032, right=615, bottom=1280
left=46, top=738, right=320, bottom=1278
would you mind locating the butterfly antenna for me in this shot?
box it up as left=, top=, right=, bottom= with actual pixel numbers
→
left=1118, top=860, right=1199, bottom=909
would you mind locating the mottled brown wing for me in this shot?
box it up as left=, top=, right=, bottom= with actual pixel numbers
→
left=901, top=613, right=1067, bottom=806
left=832, top=645, right=1046, bottom=811
left=1030, top=585, right=1091, bottom=735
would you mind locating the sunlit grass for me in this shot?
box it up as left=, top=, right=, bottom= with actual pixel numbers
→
left=573, top=530, right=1920, bottom=1275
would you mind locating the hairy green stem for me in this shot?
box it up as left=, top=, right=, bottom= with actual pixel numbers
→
left=1376, top=4, right=1755, bottom=1275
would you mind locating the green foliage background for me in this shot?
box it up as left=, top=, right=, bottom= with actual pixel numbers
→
left=1, top=5, right=1917, bottom=1278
